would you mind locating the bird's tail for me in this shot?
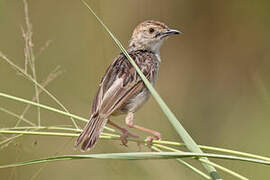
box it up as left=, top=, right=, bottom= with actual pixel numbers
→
left=75, top=113, right=107, bottom=151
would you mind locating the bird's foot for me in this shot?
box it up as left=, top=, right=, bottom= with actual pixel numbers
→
left=145, top=132, right=161, bottom=147
left=120, top=128, right=139, bottom=146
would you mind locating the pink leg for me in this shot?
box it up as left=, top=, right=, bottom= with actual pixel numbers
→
left=125, top=112, right=161, bottom=144
left=108, top=120, right=139, bottom=146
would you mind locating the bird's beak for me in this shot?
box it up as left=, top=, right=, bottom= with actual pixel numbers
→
left=163, top=29, right=182, bottom=35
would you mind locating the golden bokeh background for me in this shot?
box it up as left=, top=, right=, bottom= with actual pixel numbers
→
left=0, top=0, right=270, bottom=179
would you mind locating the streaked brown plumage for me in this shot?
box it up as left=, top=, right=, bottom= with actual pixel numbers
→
left=75, top=20, right=180, bottom=151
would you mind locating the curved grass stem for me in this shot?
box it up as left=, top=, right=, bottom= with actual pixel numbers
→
left=0, top=92, right=115, bottom=132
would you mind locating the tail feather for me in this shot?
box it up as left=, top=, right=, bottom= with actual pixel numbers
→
left=75, top=113, right=107, bottom=151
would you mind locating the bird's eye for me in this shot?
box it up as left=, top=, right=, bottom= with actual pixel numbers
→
left=149, top=28, right=155, bottom=34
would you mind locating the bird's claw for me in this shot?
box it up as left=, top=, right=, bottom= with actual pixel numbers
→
left=120, top=129, right=139, bottom=146
left=145, top=132, right=161, bottom=147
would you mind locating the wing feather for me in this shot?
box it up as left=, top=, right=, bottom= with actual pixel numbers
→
left=91, top=50, right=159, bottom=117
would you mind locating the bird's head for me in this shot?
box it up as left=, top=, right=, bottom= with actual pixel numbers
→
left=128, top=20, right=181, bottom=53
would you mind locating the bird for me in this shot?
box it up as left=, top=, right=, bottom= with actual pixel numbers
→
left=75, top=20, right=180, bottom=151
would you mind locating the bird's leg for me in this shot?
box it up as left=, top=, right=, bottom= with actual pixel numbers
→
left=107, top=120, right=139, bottom=146
left=125, top=112, right=161, bottom=146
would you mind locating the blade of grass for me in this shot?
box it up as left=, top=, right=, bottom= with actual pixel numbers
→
left=2, top=123, right=269, bottom=166
left=0, top=130, right=78, bottom=137
left=0, top=126, right=267, bottom=180
left=151, top=140, right=270, bottom=162
left=81, top=1, right=221, bottom=179
left=1, top=126, right=118, bottom=138
left=2, top=126, right=81, bottom=132
left=0, top=92, right=115, bottom=132
left=0, top=152, right=269, bottom=169
left=2, top=123, right=269, bottom=178
left=0, top=130, right=113, bottom=140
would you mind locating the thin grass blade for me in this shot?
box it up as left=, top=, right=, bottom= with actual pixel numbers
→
left=0, top=92, right=115, bottom=132
left=1, top=152, right=269, bottom=169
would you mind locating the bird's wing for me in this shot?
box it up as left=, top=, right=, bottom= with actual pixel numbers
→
left=75, top=50, right=158, bottom=150
left=91, top=50, right=159, bottom=117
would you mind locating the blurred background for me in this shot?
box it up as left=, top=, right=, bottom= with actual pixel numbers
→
left=0, top=0, right=270, bottom=179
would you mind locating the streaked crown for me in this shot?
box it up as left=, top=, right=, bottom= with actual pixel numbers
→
left=128, top=20, right=180, bottom=53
